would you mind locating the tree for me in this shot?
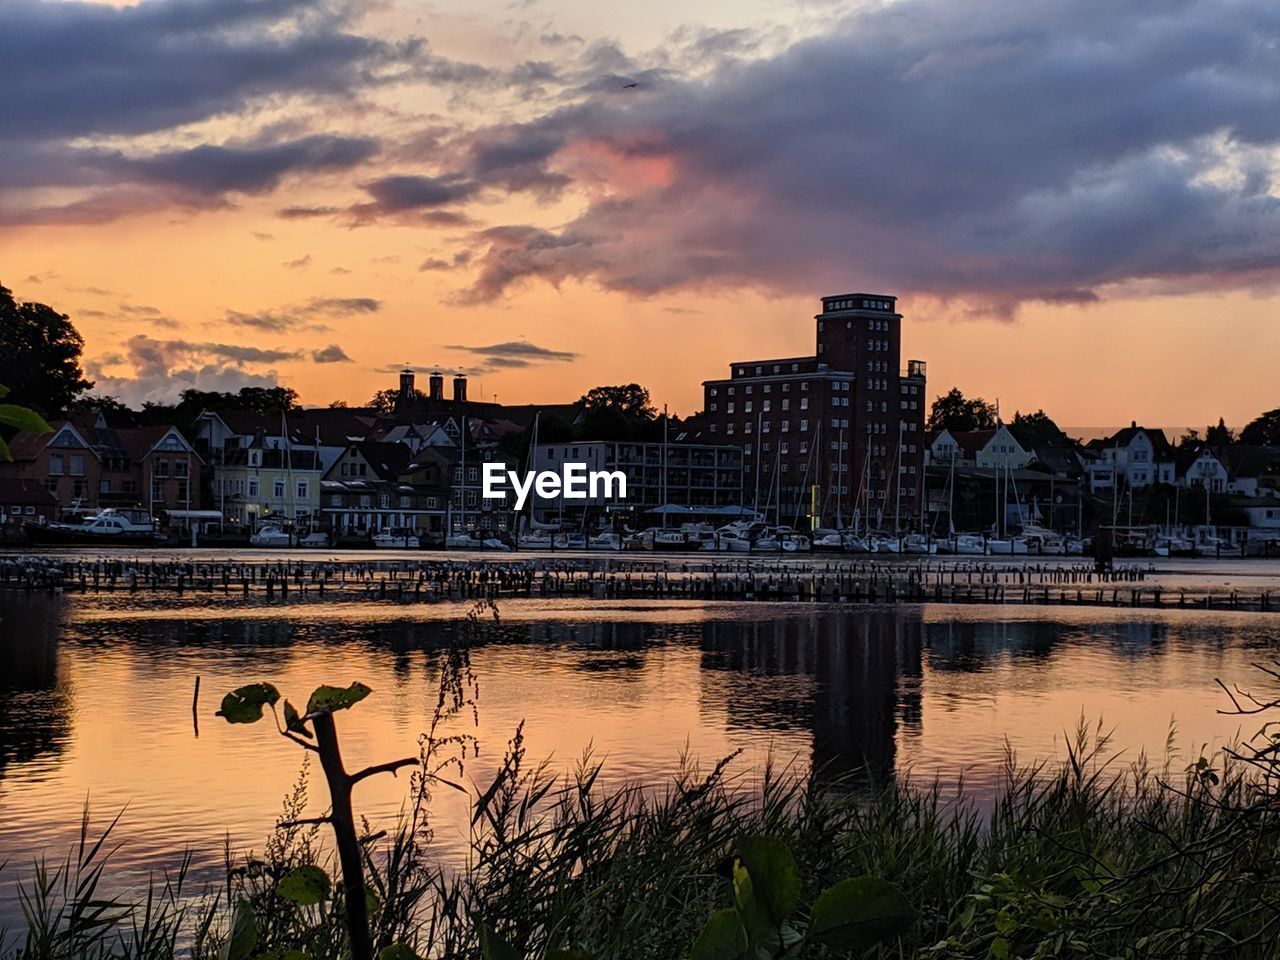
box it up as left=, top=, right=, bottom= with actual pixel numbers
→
left=1240, top=407, right=1280, bottom=446
left=1178, top=427, right=1202, bottom=449
left=369, top=387, right=425, bottom=414
left=1205, top=417, right=1235, bottom=446
left=1009, top=408, right=1068, bottom=448
left=927, top=388, right=997, bottom=434
left=579, top=383, right=660, bottom=440
left=0, top=283, right=93, bottom=417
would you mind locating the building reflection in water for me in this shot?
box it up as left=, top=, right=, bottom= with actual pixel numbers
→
left=700, top=610, right=924, bottom=786
left=0, top=595, right=71, bottom=778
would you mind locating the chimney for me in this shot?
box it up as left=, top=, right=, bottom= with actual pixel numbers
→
left=399, top=367, right=415, bottom=401
left=453, top=374, right=468, bottom=403
left=429, top=370, right=444, bottom=401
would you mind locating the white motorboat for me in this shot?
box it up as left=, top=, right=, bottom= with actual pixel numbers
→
left=987, top=537, right=1029, bottom=555
left=299, top=531, right=330, bottom=548
left=589, top=532, right=623, bottom=550
left=249, top=524, right=292, bottom=547
left=373, top=529, right=420, bottom=549
left=25, top=508, right=164, bottom=547
left=517, top=531, right=553, bottom=549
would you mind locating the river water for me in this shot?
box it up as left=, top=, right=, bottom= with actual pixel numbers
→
left=3, top=561, right=1280, bottom=922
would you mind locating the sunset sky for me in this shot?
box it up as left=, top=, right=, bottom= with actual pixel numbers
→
left=3, top=0, right=1279, bottom=430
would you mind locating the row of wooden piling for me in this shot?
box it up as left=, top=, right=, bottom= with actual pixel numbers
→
left=1, top=552, right=1273, bottom=613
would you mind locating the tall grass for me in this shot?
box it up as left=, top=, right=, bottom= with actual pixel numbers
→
left=6, top=719, right=1280, bottom=959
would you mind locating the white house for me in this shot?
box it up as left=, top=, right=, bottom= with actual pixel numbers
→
left=926, top=426, right=1030, bottom=470
left=1087, top=424, right=1175, bottom=493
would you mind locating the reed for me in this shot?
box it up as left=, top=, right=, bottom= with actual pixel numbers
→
left=5, top=714, right=1280, bottom=960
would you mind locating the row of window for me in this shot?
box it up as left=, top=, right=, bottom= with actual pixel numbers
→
left=712, top=381, right=812, bottom=398
left=736, top=362, right=805, bottom=377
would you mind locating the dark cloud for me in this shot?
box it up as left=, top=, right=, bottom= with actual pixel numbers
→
left=109, top=135, right=379, bottom=197
left=347, top=174, right=478, bottom=223
left=312, top=344, right=354, bottom=363
left=277, top=205, right=342, bottom=219
left=226, top=295, right=381, bottom=333
left=1, top=0, right=399, bottom=223
left=1, top=0, right=400, bottom=143
left=447, top=339, right=577, bottom=363
left=284, top=254, right=313, bottom=270
left=419, top=258, right=452, bottom=271
left=450, top=0, right=1280, bottom=312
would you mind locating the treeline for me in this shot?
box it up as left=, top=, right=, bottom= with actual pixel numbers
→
left=927, top=386, right=1280, bottom=448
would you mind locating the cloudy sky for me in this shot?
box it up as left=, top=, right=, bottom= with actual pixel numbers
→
left=3, top=0, right=1279, bottom=427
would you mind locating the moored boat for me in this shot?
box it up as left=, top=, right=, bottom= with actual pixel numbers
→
left=24, top=509, right=164, bottom=547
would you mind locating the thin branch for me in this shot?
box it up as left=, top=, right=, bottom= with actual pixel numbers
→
left=280, top=816, right=333, bottom=828
left=349, top=757, right=418, bottom=784
left=281, top=731, right=320, bottom=753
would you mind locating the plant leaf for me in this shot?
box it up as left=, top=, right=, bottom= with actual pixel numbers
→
left=379, top=945, right=419, bottom=960
left=731, top=861, right=771, bottom=948
left=218, top=899, right=258, bottom=960
left=806, top=876, right=916, bottom=953
left=691, top=907, right=748, bottom=960
left=475, top=919, right=522, bottom=960
left=736, top=835, right=800, bottom=927
left=306, top=682, right=372, bottom=715
left=216, top=683, right=280, bottom=724
left=0, top=403, right=52, bottom=436
left=283, top=699, right=310, bottom=736
left=278, top=865, right=330, bottom=906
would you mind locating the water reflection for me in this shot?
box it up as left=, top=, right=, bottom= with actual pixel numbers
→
left=2, top=595, right=1279, bottom=927
left=0, top=595, right=71, bottom=776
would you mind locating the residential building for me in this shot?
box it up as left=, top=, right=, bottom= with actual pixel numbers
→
left=530, top=438, right=744, bottom=523
left=0, top=478, right=58, bottom=527
left=926, top=426, right=1031, bottom=470
left=0, top=413, right=201, bottom=515
left=1085, top=423, right=1175, bottom=493
left=701, top=293, right=927, bottom=528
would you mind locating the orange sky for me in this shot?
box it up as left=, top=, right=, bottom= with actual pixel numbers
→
left=4, top=0, right=1279, bottom=430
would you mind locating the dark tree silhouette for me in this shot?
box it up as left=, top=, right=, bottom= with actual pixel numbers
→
left=927, top=388, right=997, bottom=433
left=0, top=283, right=93, bottom=418
left=1240, top=408, right=1280, bottom=446
left=1009, top=408, right=1069, bottom=447
left=579, top=383, right=660, bottom=440
left=1205, top=417, right=1235, bottom=446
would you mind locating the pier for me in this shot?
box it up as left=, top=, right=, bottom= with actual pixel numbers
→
left=1, top=553, right=1275, bottom=613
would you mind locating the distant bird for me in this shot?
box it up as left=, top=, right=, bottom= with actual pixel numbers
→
left=622, top=82, right=640, bottom=89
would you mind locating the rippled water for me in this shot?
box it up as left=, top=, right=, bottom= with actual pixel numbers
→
left=2, top=586, right=1280, bottom=923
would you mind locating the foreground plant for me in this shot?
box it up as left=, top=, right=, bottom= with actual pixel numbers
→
left=217, top=680, right=410, bottom=960
left=690, top=835, right=915, bottom=960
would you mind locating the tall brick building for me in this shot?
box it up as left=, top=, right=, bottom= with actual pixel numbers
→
left=701, top=293, right=926, bottom=530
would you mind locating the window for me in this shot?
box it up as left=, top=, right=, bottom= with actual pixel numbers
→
left=99, top=480, right=110, bottom=494
left=45, top=478, right=59, bottom=496
left=150, top=479, right=164, bottom=502
left=297, top=480, right=309, bottom=500
left=152, top=458, right=168, bottom=477
left=800, top=397, right=809, bottom=410
left=174, top=460, right=189, bottom=478
left=49, top=454, right=64, bottom=476
left=248, top=478, right=259, bottom=497
left=274, top=479, right=286, bottom=499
